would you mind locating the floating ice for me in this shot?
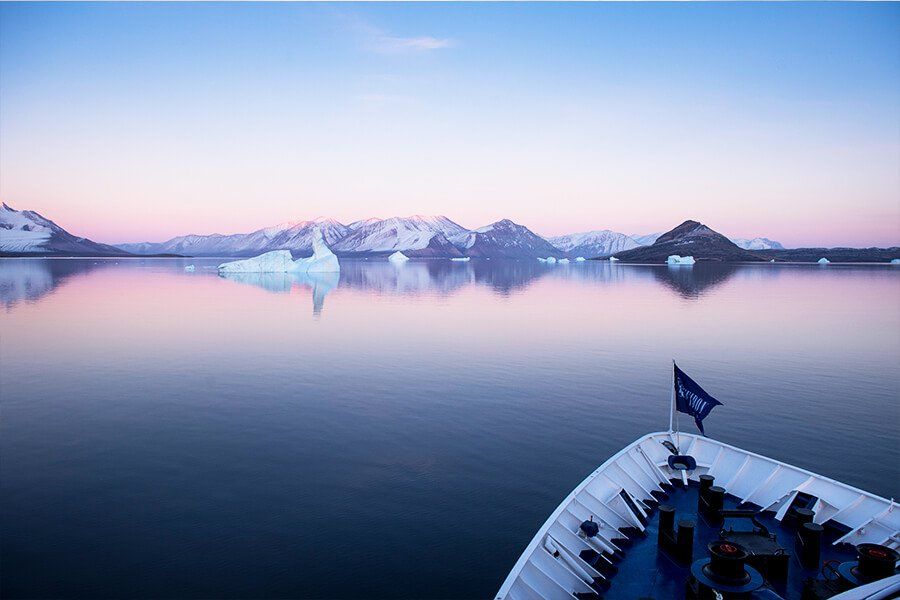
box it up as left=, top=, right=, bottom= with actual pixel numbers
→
left=388, top=251, right=410, bottom=263
left=546, top=257, right=557, bottom=264
left=667, top=255, right=696, bottom=265
left=451, top=257, right=471, bottom=262
left=218, top=229, right=340, bottom=274
left=184, top=265, right=195, bottom=272
left=817, top=258, right=830, bottom=265
left=575, top=257, right=586, bottom=262
left=609, top=256, right=619, bottom=262
left=218, top=250, right=296, bottom=273
left=890, top=259, right=900, bottom=265
left=292, top=228, right=340, bottom=274
left=558, top=258, right=570, bottom=264
left=769, top=259, right=776, bottom=263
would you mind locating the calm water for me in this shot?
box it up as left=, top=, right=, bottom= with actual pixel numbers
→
left=2, top=258, right=898, bottom=599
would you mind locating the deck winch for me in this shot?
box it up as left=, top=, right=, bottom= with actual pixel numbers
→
left=835, top=543, right=900, bottom=589
left=687, top=540, right=764, bottom=599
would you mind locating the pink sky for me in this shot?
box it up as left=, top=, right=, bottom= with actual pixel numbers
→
left=2, top=3, right=899, bottom=248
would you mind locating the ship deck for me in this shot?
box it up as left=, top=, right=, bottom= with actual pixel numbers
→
left=496, top=432, right=899, bottom=600
left=600, top=482, right=856, bottom=599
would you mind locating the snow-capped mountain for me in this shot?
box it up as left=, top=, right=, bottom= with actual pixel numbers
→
left=118, top=218, right=350, bottom=257
left=457, top=219, right=562, bottom=258
left=547, top=230, right=640, bottom=257
left=730, top=237, right=784, bottom=250
left=333, top=215, right=467, bottom=257
left=630, top=232, right=663, bottom=246
left=0, top=203, right=126, bottom=255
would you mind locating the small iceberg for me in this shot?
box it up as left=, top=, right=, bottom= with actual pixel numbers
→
left=184, top=265, right=195, bottom=272
left=546, top=257, right=557, bottom=264
left=575, top=256, right=586, bottom=262
left=450, top=257, right=471, bottom=262
left=667, top=255, right=696, bottom=265
left=769, top=259, right=776, bottom=263
left=218, top=228, right=340, bottom=274
left=558, top=258, right=570, bottom=264
left=817, top=258, right=830, bottom=265
left=890, top=259, right=900, bottom=265
left=537, top=257, right=547, bottom=263
left=388, top=251, right=410, bottom=263
left=609, top=256, right=619, bottom=262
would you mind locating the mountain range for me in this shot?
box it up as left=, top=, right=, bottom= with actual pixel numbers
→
left=4, top=202, right=894, bottom=261
left=110, top=213, right=784, bottom=258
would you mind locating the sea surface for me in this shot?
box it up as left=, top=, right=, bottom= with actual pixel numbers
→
left=2, top=258, right=898, bottom=599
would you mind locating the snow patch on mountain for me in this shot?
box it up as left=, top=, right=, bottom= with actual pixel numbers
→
left=730, top=237, right=784, bottom=250
left=547, top=230, right=640, bottom=257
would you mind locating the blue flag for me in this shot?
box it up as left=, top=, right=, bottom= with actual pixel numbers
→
left=674, top=364, right=723, bottom=435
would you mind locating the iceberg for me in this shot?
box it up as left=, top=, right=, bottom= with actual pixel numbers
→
left=558, top=258, right=570, bottom=264
left=769, top=259, right=776, bottom=263
left=291, top=228, right=340, bottom=274
left=575, top=257, right=586, bottom=262
left=218, top=250, right=296, bottom=273
left=891, top=259, right=900, bottom=265
left=451, top=257, right=471, bottom=262
left=537, top=257, right=547, bottom=263
left=546, top=257, right=557, bottom=264
left=218, top=228, right=340, bottom=274
left=388, top=251, right=410, bottom=263
left=667, top=255, right=696, bottom=265
left=609, top=256, right=619, bottom=262
left=817, top=258, right=830, bottom=265
left=184, top=265, right=195, bottom=272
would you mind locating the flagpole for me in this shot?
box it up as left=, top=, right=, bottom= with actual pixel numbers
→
left=669, top=360, right=676, bottom=433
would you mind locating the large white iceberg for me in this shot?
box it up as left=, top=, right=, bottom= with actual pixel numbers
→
left=891, top=259, right=900, bottom=265
left=546, top=257, right=557, bottom=264
left=218, top=229, right=340, bottom=274
left=667, top=255, right=696, bottom=265
left=558, top=258, right=570, bottom=264
left=388, top=251, right=409, bottom=263
left=575, top=256, right=586, bottom=262
left=609, top=256, right=619, bottom=262
left=817, top=257, right=830, bottom=265
left=293, top=228, right=340, bottom=273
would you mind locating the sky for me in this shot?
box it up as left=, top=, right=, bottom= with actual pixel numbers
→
left=1, top=3, right=899, bottom=247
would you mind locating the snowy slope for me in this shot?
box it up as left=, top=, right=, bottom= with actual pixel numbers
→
left=730, top=237, right=784, bottom=250
left=118, top=218, right=350, bottom=257
left=547, top=230, right=640, bottom=258
left=459, top=219, right=561, bottom=258
left=333, top=216, right=466, bottom=257
left=0, top=203, right=126, bottom=255
left=631, top=232, right=663, bottom=246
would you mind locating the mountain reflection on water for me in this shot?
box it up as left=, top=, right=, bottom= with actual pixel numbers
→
left=4, top=258, right=896, bottom=316
left=1, top=258, right=752, bottom=313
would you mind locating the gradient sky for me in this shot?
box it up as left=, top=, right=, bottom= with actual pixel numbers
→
left=1, top=3, right=898, bottom=247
